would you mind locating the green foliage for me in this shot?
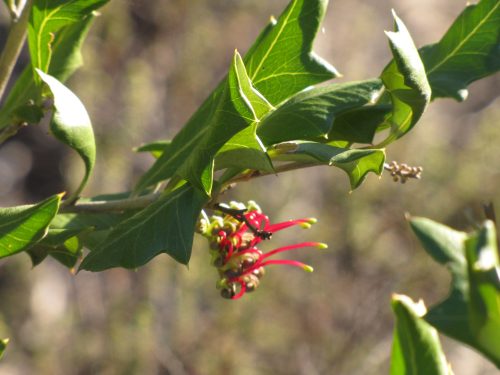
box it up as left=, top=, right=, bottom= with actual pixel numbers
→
left=420, top=0, right=500, bottom=101
left=37, top=70, right=96, bottom=202
left=390, top=294, right=452, bottom=375
left=79, top=184, right=208, bottom=271
left=28, top=0, right=108, bottom=74
left=0, top=194, right=62, bottom=259
left=0, top=338, right=7, bottom=360
left=410, top=218, right=500, bottom=367
left=379, top=11, right=431, bottom=146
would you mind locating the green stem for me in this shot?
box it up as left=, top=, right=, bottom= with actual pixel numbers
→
left=0, top=0, right=32, bottom=102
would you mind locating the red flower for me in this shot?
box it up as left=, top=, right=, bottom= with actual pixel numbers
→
left=201, top=202, right=327, bottom=300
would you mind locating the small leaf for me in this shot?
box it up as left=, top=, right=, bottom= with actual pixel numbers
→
left=0, top=194, right=62, bottom=259
left=135, top=140, right=171, bottom=159
left=257, top=79, right=383, bottom=145
left=0, top=338, right=8, bottom=360
left=379, top=11, right=431, bottom=145
left=0, top=15, right=98, bottom=130
left=79, top=184, right=208, bottom=271
left=390, top=294, right=453, bottom=375
left=37, top=70, right=96, bottom=202
left=28, top=0, right=108, bottom=73
left=420, top=0, right=500, bottom=101
left=274, top=142, right=385, bottom=189
left=410, top=218, right=500, bottom=367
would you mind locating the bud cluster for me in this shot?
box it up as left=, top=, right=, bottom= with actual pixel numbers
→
left=385, top=161, right=423, bottom=183
left=199, top=201, right=326, bottom=300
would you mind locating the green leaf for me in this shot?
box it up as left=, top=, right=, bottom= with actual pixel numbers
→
left=0, top=14, right=97, bottom=130
left=244, top=0, right=338, bottom=105
left=0, top=338, right=8, bottom=360
left=420, top=0, right=500, bottom=101
left=327, top=104, right=392, bottom=145
left=410, top=218, right=500, bottom=367
left=136, top=51, right=273, bottom=194
left=135, top=140, right=171, bottom=159
left=37, top=70, right=96, bottom=202
left=274, top=142, right=385, bottom=189
left=27, top=227, right=88, bottom=267
left=135, top=0, right=337, bottom=194
left=464, top=221, right=500, bottom=365
left=379, top=11, right=431, bottom=146
left=79, top=184, right=208, bottom=271
left=390, top=294, right=452, bottom=375
left=28, top=0, right=108, bottom=73
left=257, top=79, right=383, bottom=145
left=0, top=194, right=62, bottom=259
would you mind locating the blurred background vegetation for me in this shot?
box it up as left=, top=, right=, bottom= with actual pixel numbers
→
left=0, top=0, right=499, bottom=374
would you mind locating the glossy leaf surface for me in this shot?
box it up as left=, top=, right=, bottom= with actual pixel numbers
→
left=0, top=194, right=62, bottom=259
left=390, top=294, right=452, bottom=375
left=420, top=0, right=500, bottom=101
left=0, top=338, right=7, bottom=360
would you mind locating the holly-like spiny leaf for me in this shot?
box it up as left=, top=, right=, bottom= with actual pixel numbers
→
left=378, top=11, right=431, bottom=146
left=134, top=0, right=338, bottom=194
left=79, top=184, right=208, bottom=271
left=37, top=70, right=96, bottom=203
left=0, top=194, right=62, bottom=259
left=420, top=0, right=500, bottom=101
left=273, top=142, right=385, bottom=189
left=390, top=294, right=452, bottom=375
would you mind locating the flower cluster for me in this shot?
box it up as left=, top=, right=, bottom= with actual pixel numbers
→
left=199, top=201, right=326, bottom=300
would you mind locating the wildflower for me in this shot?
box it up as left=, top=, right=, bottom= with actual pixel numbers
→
left=199, top=201, right=327, bottom=300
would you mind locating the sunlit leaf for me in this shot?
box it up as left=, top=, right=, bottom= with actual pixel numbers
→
left=135, top=0, right=337, bottom=194
left=257, top=80, right=383, bottom=145
left=37, top=70, right=96, bottom=202
left=390, top=294, right=452, bottom=375
left=79, top=184, right=208, bottom=271
left=0, top=15, right=98, bottom=130
left=135, top=140, right=171, bottom=159
left=0, top=338, right=8, bottom=360
left=28, top=0, right=108, bottom=73
left=0, top=194, right=62, bottom=259
left=273, top=142, right=385, bottom=189
left=379, top=11, right=431, bottom=145
left=420, top=0, right=500, bottom=101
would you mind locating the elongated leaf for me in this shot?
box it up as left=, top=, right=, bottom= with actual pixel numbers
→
left=420, top=0, right=500, bottom=101
left=28, top=0, right=108, bottom=73
left=244, top=0, right=338, bottom=105
left=37, top=70, right=96, bottom=202
left=0, top=338, right=7, bottom=360
left=257, top=79, right=383, bottom=145
left=79, top=184, right=208, bottom=271
left=0, top=194, right=62, bottom=259
left=410, top=218, right=500, bottom=367
left=136, top=51, right=273, bottom=194
left=135, top=140, right=171, bottom=159
left=390, top=294, right=452, bottom=375
left=0, top=15, right=97, bottom=130
left=274, top=142, right=385, bottom=189
left=379, top=11, right=431, bottom=146
left=135, top=0, right=337, bottom=194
